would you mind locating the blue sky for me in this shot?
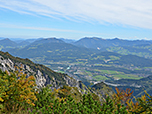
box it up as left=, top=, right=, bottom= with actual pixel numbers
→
left=0, top=0, right=152, bottom=40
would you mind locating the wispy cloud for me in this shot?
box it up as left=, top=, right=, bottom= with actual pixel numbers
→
left=0, top=0, right=152, bottom=29
left=0, top=23, right=101, bottom=35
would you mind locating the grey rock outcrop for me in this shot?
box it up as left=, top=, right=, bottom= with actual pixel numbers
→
left=0, top=55, right=88, bottom=93
left=0, top=56, right=15, bottom=71
left=35, top=70, right=46, bottom=87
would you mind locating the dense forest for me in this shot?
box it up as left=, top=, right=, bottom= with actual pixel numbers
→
left=0, top=70, right=152, bottom=114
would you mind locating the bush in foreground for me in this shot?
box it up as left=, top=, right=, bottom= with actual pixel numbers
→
left=0, top=70, right=152, bottom=113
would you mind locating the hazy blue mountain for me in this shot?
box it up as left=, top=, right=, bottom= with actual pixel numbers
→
left=30, top=38, right=65, bottom=45
left=11, top=38, right=40, bottom=44
left=74, top=37, right=151, bottom=49
left=0, top=37, right=36, bottom=44
left=0, top=38, right=17, bottom=47
left=8, top=38, right=92, bottom=62
left=12, top=38, right=64, bottom=48
left=0, top=38, right=18, bottom=52
left=74, top=37, right=108, bottom=49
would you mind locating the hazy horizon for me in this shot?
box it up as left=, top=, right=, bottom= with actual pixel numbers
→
left=1, top=36, right=152, bottom=41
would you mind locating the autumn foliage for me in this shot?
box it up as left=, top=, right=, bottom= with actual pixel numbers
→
left=0, top=69, right=152, bottom=113
left=0, top=69, right=37, bottom=113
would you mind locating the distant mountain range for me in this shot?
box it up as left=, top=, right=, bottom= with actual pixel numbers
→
left=1, top=37, right=152, bottom=62
left=2, top=36, right=152, bottom=58
left=73, top=37, right=152, bottom=59
left=1, top=36, right=152, bottom=49
left=73, top=37, right=152, bottom=49
left=6, top=38, right=152, bottom=68
left=8, top=38, right=92, bottom=61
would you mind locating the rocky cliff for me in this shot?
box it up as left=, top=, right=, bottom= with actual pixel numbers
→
left=0, top=51, right=89, bottom=94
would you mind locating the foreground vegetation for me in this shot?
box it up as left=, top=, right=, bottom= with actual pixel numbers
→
left=0, top=70, right=152, bottom=114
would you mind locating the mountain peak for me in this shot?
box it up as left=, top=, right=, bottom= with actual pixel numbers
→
left=113, top=38, right=120, bottom=40
left=40, top=37, right=64, bottom=42
left=0, top=38, right=17, bottom=48
left=31, top=37, right=65, bottom=45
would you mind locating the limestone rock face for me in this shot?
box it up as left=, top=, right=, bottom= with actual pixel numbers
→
left=24, top=65, right=31, bottom=72
left=0, top=55, right=87, bottom=92
left=0, top=56, right=15, bottom=72
left=35, top=70, right=46, bottom=87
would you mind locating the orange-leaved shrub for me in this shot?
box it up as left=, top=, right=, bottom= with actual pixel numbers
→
left=0, top=69, right=37, bottom=113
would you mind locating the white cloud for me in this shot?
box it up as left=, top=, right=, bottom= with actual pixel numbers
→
left=0, top=23, right=101, bottom=35
left=0, top=0, right=152, bottom=29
